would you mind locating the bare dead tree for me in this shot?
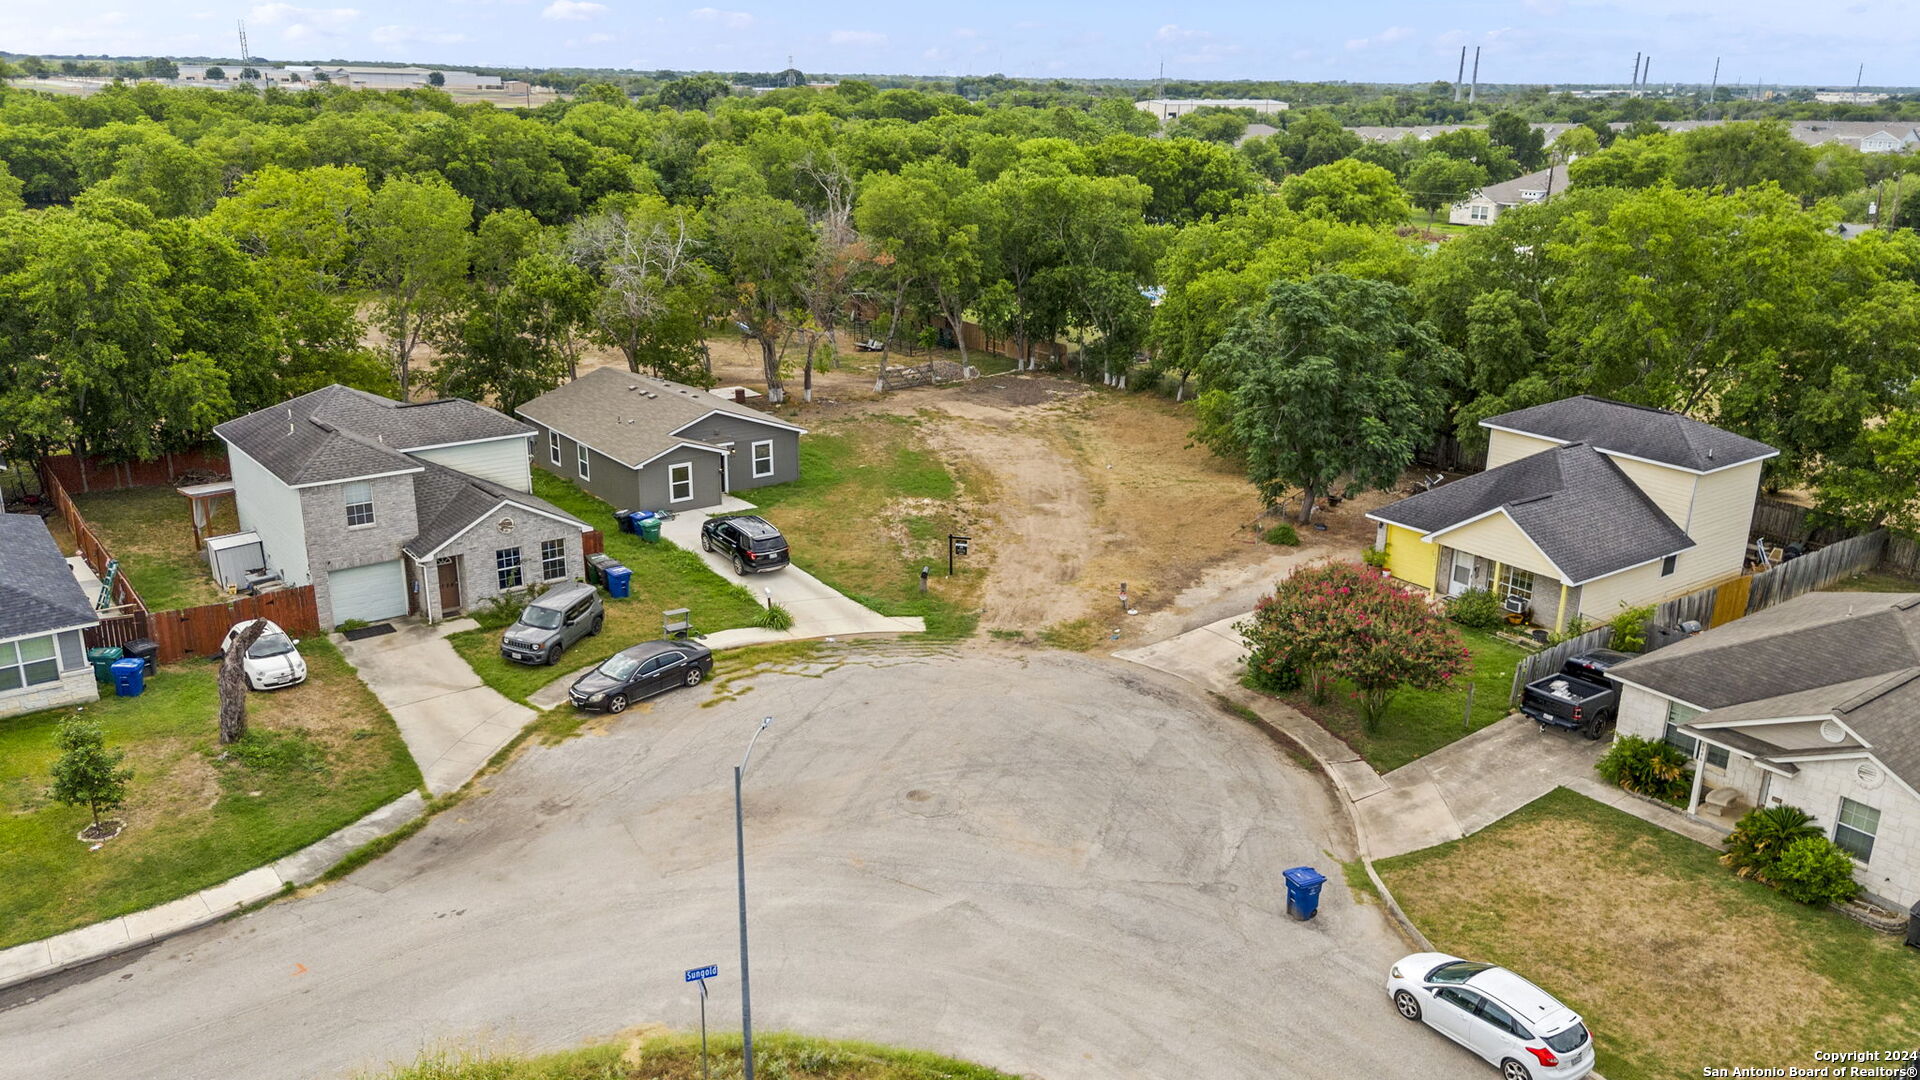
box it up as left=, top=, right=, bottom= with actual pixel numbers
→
left=567, top=206, right=713, bottom=381
left=218, top=618, right=268, bottom=745
left=793, top=151, right=865, bottom=403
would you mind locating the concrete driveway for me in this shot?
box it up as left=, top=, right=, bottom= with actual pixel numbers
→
left=0, top=650, right=1488, bottom=1080
left=659, top=496, right=923, bottom=641
left=335, top=621, right=535, bottom=795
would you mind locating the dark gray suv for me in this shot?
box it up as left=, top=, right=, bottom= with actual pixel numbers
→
left=500, top=583, right=603, bottom=666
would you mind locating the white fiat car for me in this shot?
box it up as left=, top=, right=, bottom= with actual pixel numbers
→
left=1387, top=953, right=1595, bottom=1080
left=221, top=620, right=308, bottom=691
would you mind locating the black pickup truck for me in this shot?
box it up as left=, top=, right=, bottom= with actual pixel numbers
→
left=1519, top=650, right=1634, bottom=740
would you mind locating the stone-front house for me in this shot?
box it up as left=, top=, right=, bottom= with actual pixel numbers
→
left=1368, top=396, right=1776, bottom=632
left=214, top=386, right=591, bottom=628
left=516, top=368, right=807, bottom=514
left=0, top=513, right=100, bottom=719
left=1609, top=591, right=1920, bottom=910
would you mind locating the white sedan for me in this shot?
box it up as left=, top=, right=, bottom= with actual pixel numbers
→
left=1387, top=953, right=1595, bottom=1080
left=221, top=620, right=308, bottom=691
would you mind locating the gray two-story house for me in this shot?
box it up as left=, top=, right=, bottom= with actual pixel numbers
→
left=516, top=368, right=807, bottom=513
left=215, top=386, right=592, bottom=628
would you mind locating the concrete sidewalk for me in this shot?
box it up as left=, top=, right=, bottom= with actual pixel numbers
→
left=1117, top=612, right=1721, bottom=860
left=334, top=619, right=535, bottom=795
left=0, top=792, right=423, bottom=992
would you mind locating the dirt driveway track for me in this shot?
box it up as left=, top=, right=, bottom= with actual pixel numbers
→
left=0, top=650, right=1489, bottom=1080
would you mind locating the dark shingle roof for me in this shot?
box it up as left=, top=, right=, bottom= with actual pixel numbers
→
left=215, top=385, right=531, bottom=486
left=1370, top=444, right=1694, bottom=584
left=516, top=368, right=803, bottom=470
left=401, top=459, right=587, bottom=557
left=1483, top=396, right=1777, bottom=473
left=1612, top=592, right=1920, bottom=789
left=0, top=513, right=99, bottom=638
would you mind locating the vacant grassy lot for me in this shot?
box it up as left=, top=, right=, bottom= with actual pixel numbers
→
left=0, top=639, right=419, bottom=948
left=1835, top=569, right=1920, bottom=593
left=364, top=1031, right=1019, bottom=1080
left=748, top=415, right=985, bottom=639
left=447, top=472, right=764, bottom=705
left=1278, top=628, right=1534, bottom=773
left=1377, top=787, right=1920, bottom=1080
left=71, top=486, right=236, bottom=609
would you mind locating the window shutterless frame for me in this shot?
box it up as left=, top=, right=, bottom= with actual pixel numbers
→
left=577, top=442, right=590, bottom=480
left=751, top=439, right=774, bottom=479
left=1834, top=797, right=1879, bottom=862
left=669, top=461, right=694, bottom=503
left=548, top=429, right=561, bottom=467
left=344, top=480, right=374, bottom=528
left=541, top=538, right=566, bottom=581
left=495, top=546, right=523, bottom=590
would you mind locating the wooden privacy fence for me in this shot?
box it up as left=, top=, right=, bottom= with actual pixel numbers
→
left=1748, top=497, right=1868, bottom=548
left=1743, top=530, right=1888, bottom=613
left=41, top=467, right=147, bottom=616
left=1508, top=624, right=1616, bottom=706
left=1881, top=533, right=1920, bottom=577
left=41, top=448, right=229, bottom=494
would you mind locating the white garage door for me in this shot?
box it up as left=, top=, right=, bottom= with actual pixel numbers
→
left=327, top=560, right=408, bottom=625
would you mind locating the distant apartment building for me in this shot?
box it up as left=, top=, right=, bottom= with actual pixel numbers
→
left=1136, top=97, right=1288, bottom=121
left=1815, top=90, right=1890, bottom=104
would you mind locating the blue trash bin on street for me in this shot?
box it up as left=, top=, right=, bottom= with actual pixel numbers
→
left=603, top=564, right=632, bottom=599
left=110, top=657, right=147, bottom=698
left=1283, top=865, right=1328, bottom=920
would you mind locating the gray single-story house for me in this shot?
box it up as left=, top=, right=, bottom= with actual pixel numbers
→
left=215, top=385, right=592, bottom=628
left=516, top=368, right=808, bottom=513
left=0, top=513, right=101, bottom=718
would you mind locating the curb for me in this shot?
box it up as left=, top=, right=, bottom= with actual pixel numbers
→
left=0, top=790, right=426, bottom=993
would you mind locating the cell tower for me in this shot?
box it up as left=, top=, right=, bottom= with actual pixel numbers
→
left=237, top=20, right=250, bottom=64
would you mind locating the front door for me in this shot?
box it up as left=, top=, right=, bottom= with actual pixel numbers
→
left=1448, top=557, right=1475, bottom=596
left=437, top=556, right=463, bottom=614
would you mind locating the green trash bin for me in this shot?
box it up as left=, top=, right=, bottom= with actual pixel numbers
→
left=638, top=517, right=662, bottom=544
left=88, top=646, right=124, bottom=683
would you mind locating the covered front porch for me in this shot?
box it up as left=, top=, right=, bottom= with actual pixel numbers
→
left=1435, top=545, right=1581, bottom=633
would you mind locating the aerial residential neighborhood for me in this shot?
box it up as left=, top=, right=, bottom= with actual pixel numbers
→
left=1, top=7, right=1918, bottom=1080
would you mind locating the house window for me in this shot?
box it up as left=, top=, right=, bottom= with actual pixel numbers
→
left=1503, top=568, right=1534, bottom=606
left=1834, top=797, right=1880, bottom=862
left=1470, top=204, right=1489, bottom=221
left=0, top=635, right=60, bottom=692
left=344, top=481, right=374, bottom=528
left=1661, top=554, right=1678, bottom=577
left=541, top=538, right=567, bottom=581
left=577, top=442, right=590, bottom=480
left=669, top=461, right=694, bottom=503
left=495, top=546, right=523, bottom=590
left=1663, top=701, right=1729, bottom=769
left=548, top=429, right=561, bottom=467
left=751, top=440, right=774, bottom=479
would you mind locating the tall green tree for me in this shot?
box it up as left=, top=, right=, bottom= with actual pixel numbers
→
left=567, top=195, right=720, bottom=384
left=1279, top=160, right=1409, bottom=226
left=360, top=174, right=474, bottom=398
left=1196, top=274, right=1458, bottom=521
left=710, top=194, right=812, bottom=401
left=1405, top=156, right=1486, bottom=222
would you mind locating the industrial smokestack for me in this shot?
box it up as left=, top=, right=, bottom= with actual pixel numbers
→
left=1631, top=52, right=1641, bottom=94
left=1642, top=56, right=1651, bottom=93
left=1469, top=46, right=1480, bottom=104
left=1454, top=45, right=1466, bottom=102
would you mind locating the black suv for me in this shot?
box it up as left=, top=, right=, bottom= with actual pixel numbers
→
left=700, top=514, right=790, bottom=575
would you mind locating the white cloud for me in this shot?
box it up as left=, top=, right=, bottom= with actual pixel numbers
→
left=829, top=29, right=886, bottom=45
left=250, top=4, right=360, bottom=42
left=541, top=0, right=607, bottom=20
left=690, top=7, right=754, bottom=29
left=370, top=25, right=471, bottom=45
left=1155, top=24, right=1211, bottom=45
left=567, top=31, right=617, bottom=45
left=1346, top=25, right=1416, bottom=50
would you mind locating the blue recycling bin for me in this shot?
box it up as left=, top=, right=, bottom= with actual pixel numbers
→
left=1283, top=865, right=1328, bottom=920
left=603, top=564, right=632, bottom=599
left=110, top=656, right=147, bottom=698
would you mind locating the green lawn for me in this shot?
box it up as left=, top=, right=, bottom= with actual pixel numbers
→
left=747, top=416, right=983, bottom=639
left=0, top=639, right=419, bottom=948
left=446, top=472, right=765, bottom=705
left=71, top=486, right=236, bottom=610
left=1278, top=628, right=1534, bottom=773
left=1834, top=569, right=1920, bottom=593
left=366, top=1031, right=1019, bottom=1080
left=1378, top=787, right=1920, bottom=1080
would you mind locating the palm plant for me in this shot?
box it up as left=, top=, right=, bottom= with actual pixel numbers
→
left=1722, top=805, right=1820, bottom=880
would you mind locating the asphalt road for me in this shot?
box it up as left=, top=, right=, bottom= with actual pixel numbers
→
left=0, top=649, right=1491, bottom=1080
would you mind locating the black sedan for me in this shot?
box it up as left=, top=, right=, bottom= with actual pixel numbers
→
left=567, top=640, right=714, bottom=713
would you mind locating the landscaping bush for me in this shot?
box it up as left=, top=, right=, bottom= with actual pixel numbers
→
left=1723, top=804, right=1820, bottom=880
left=757, top=602, right=795, bottom=631
left=470, top=584, right=548, bottom=631
left=1595, top=734, right=1692, bottom=802
left=1610, top=603, right=1654, bottom=653
left=1772, top=835, right=1863, bottom=906
left=1262, top=523, right=1299, bottom=546
left=1445, top=588, right=1503, bottom=630
left=1361, top=546, right=1390, bottom=569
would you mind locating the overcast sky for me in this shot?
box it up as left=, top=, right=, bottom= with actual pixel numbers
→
left=2, top=0, right=1911, bottom=87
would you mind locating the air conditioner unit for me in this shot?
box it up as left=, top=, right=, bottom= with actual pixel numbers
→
left=1503, top=596, right=1529, bottom=615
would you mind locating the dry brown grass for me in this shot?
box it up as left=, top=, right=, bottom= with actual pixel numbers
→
left=1378, top=787, right=1920, bottom=1079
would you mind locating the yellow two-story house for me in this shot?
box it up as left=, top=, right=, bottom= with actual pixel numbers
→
left=1368, top=396, right=1779, bottom=631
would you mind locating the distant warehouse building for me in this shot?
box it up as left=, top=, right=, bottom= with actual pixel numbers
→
left=1136, top=97, right=1288, bottom=121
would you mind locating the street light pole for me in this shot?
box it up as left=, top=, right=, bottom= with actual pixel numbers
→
left=736, top=716, right=772, bottom=1080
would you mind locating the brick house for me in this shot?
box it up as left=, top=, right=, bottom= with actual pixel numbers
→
left=0, top=513, right=100, bottom=719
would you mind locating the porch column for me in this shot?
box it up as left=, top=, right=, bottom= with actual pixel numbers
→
left=1686, top=744, right=1707, bottom=816
left=416, top=557, right=439, bottom=624
left=1554, top=582, right=1570, bottom=633
left=1489, top=562, right=1503, bottom=596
